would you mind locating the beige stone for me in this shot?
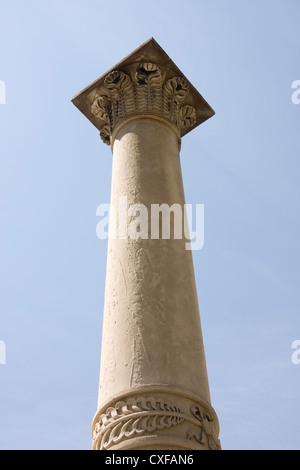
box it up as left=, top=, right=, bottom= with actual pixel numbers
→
left=72, top=38, right=221, bottom=450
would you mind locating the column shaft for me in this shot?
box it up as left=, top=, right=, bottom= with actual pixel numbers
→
left=71, top=37, right=221, bottom=451
left=92, top=119, right=220, bottom=450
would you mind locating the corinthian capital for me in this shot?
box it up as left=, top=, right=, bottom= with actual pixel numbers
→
left=72, top=38, right=214, bottom=148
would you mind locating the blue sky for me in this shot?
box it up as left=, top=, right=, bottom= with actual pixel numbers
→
left=0, top=0, right=299, bottom=450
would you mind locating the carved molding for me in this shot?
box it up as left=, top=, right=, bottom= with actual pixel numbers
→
left=92, top=396, right=184, bottom=450
left=89, top=62, right=197, bottom=145
left=92, top=392, right=221, bottom=450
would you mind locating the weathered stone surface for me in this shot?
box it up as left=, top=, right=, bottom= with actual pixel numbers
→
left=72, top=38, right=220, bottom=450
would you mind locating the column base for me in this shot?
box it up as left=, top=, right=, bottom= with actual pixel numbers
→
left=92, top=385, right=221, bottom=451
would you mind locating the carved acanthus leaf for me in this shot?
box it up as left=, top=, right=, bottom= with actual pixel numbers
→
left=104, top=70, right=132, bottom=98
left=180, top=105, right=196, bottom=128
left=164, top=77, right=190, bottom=102
left=91, top=95, right=111, bottom=121
left=99, top=125, right=111, bottom=145
left=135, top=62, right=162, bottom=86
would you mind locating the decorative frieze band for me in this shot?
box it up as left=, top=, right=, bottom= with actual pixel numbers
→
left=92, top=396, right=184, bottom=450
left=92, top=390, right=221, bottom=450
left=89, top=62, right=197, bottom=145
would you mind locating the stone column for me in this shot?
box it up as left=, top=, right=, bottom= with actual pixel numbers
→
left=72, top=38, right=221, bottom=451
